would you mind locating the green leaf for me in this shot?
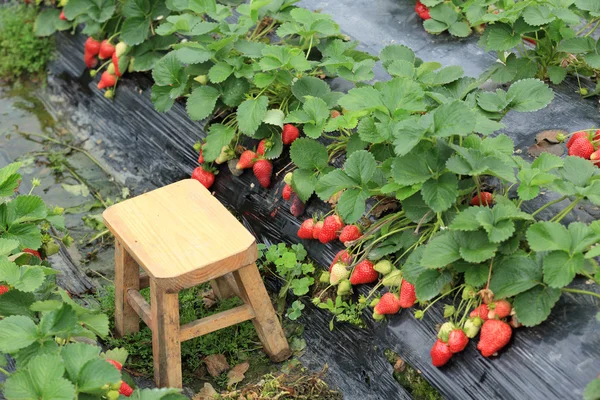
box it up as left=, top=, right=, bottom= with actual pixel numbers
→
left=291, top=76, right=331, bottom=103
left=543, top=250, right=583, bottom=288
left=463, top=263, right=489, bottom=287
left=526, top=221, right=571, bottom=252
left=476, top=211, right=515, bottom=243
left=34, top=9, right=63, bottom=36
left=220, top=77, right=249, bottom=108
left=450, top=207, right=483, bottom=231
left=4, top=223, right=42, bottom=249
left=0, top=289, right=35, bottom=317
left=78, top=313, right=109, bottom=337
left=338, top=87, right=386, bottom=113
left=379, top=44, right=415, bottom=67
left=513, top=285, right=561, bottom=327
left=0, top=163, right=21, bottom=197
left=401, top=192, right=434, bottom=224
left=522, top=5, right=555, bottom=26
left=237, top=96, right=269, bottom=136
left=11, top=196, right=47, bottom=224
left=0, top=315, right=39, bottom=353
left=421, top=231, right=461, bottom=268
left=186, top=86, right=220, bottom=121
left=489, top=254, right=542, bottom=298
left=152, top=53, right=185, bottom=86
left=151, top=85, right=175, bottom=112
left=337, top=189, right=369, bottom=223
left=121, top=16, right=150, bottom=45
left=507, top=79, right=554, bottom=112
left=78, top=358, right=122, bottom=394
left=584, top=378, right=600, bottom=400
left=448, top=21, right=471, bottom=37
left=5, top=354, right=75, bottom=400
left=343, top=150, right=376, bottom=185
left=0, top=258, right=45, bottom=293
left=456, top=230, right=498, bottom=263
left=289, top=139, right=328, bottom=170
left=557, top=36, right=596, bottom=53
left=208, top=62, right=233, bottom=83
left=420, top=173, right=458, bottom=213
left=39, top=304, right=78, bottom=336
left=0, top=238, right=19, bottom=256
left=291, top=169, right=317, bottom=203
left=484, top=24, right=522, bottom=51
left=171, top=43, right=214, bottom=64
left=432, top=100, right=475, bottom=137
left=415, top=269, right=452, bottom=301
left=315, top=170, right=357, bottom=201
left=62, top=343, right=101, bottom=383
left=547, top=66, right=567, bottom=85
left=202, top=124, right=235, bottom=162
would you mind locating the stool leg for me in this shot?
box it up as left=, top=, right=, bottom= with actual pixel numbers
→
left=150, top=280, right=182, bottom=388
left=210, top=273, right=239, bottom=300
left=114, top=240, right=140, bottom=337
left=233, top=263, right=291, bottom=362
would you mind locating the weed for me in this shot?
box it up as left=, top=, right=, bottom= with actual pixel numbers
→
left=384, top=349, right=442, bottom=400
left=0, top=3, right=54, bottom=81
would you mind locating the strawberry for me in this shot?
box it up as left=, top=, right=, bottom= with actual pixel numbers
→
left=318, top=215, right=344, bottom=244
left=23, top=248, right=41, bottom=259
left=590, top=150, right=600, bottom=166
left=430, top=339, right=453, bottom=367
left=373, top=260, right=393, bottom=275
left=374, top=292, right=401, bottom=315
left=447, top=329, right=469, bottom=353
left=470, top=304, right=489, bottom=320
left=283, top=172, right=293, bottom=185
left=198, top=147, right=204, bottom=164
left=84, top=52, right=98, bottom=69
left=257, top=139, right=267, bottom=155
left=253, top=159, right=272, bottom=188
left=191, top=166, right=215, bottom=189
left=59, top=10, right=67, bottom=20
left=99, top=40, right=115, bottom=59
left=477, top=319, right=512, bottom=357
left=329, top=249, right=353, bottom=272
left=106, top=359, right=123, bottom=371
left=339, top=225, right=361, bottom=243
left=415, top=0, right=431, bottom=20
left=297, top=219, right=315, bottom=239
left=289, top=193, right=305, bottom=217
left=566, top=131, right=590, bottom=148
left=97, top=71, right=116, bottom=90
left=398, top=280, right=416, bottom=308
left=337, top=279, right=352, bottom=296
left=0, top=285, right=9, bottom=295
left=119, top=381, right=134, bottom=397
left=313, top=220, right=324, bottom=240
left=568, top=137, right=595, bottom=159
left=595, top=129, right=600, bottom=141
left=282, top=184, right=293, bottom=200
left=470, top=192, right=493, bottom=206
left=282, top=124, right=299, bottom=145
left=115, top=42, right=128, bottom=57
left=85, top=37, right=101, bottom=55
left=236, top=150, right=257, bottom=170
left=464, top=317, right=482, bottom=338
left=330, top=263, right=350, bottom=285
left=112, top=53, right=122, bottom=77
left=488, top=299, right=512, bottom=319
left=330, top=110, right=341, bottom=118
left=350, top=260, right=378, bottom=285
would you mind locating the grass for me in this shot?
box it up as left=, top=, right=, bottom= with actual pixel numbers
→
left=384, top=349, right=442, bottom=400
left=96, top=284, right=270, bottom=387
left=0, top=2, right=54, bottom=81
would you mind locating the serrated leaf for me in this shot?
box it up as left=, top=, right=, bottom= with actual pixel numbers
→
left=415, top=269, right=452, bottom=301
left=315, top=170, right=357, bottom=201
left=420, top=173, right=458, bottom=213
left=421, top=231, right=461, bottom=268
left=344, top=150, right=376, bottom=185
left=527, top=221, right=571, bottom=252
left=432, top=100, right=475, bottom=137
left=450, top=207, right=483, bottom=231
left=291, top=169, right=317, bottom=202
left=208, top=61, right=233, bottom=83
left=186, top=86, right=220, bottom=121
left=62, top=343, right=101, bottom=383
left=289, top=138, right=328, bottom=170
left=488, top=254, right=541, bottom=298
left=507, top=79, right=554, bottom=112
left=202, top=124, right=235, bottom=162
left=78, top=358, right=121, bottom=394
left=456, top=230, right=498, bottom=263
left=337, top=189, right=369, bottom=224
left=543, top=250, right=583, bottom=288
left=262, top=109, right=284, bottom=127
left=464, top=263, right=489, bottom=287
left=237, top=96, right=268, bottom=136
left=0, top=315, right=39, bottom=352
left=513, top=285, right=561, bottom=327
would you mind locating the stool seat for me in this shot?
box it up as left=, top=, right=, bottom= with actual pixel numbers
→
left=103, top=179, right=257, bottom=291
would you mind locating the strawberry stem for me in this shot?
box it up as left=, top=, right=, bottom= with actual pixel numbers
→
left=531, top=195, right=568, bottom=217
left=561, top=287, right=600, bottom=300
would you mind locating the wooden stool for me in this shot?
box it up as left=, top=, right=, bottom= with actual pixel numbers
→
left=103, top=179, right=291, bottom=388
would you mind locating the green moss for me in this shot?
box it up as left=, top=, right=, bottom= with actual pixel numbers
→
left=0, top=3, right=54, bottom=81
left=384, top=349, right=442, bottom=400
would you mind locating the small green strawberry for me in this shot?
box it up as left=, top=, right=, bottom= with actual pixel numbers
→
left=330, top=263, right=350, bottom=285
left=374, top=260, right=393, bottom=275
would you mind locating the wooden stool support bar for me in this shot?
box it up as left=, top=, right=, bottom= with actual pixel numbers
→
left=179, top=304, right=255, bottom=342
left=126, top=289, right=153, bottom=330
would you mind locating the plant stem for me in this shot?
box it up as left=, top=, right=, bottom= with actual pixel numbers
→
left=0, top=367, right=9, bottom=375
left=561, top=287, right=600, bottom=300
left=531, top=195, right=568, bottom=217
left=550, top=198, right=582, bottom=222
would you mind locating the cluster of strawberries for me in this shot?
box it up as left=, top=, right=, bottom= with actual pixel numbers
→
left=105, top=359, right=134, bottom=398
left=415, top=0, right=431, bottom=20
left=83, top=37, right=128, bottom=98
left=297, top=215, right=362, bottom=244
left=561, top=130, right=600, bottom=164
left=431, top=300, right=515, bottom=367
left=191, top=124, right=300, bottom=192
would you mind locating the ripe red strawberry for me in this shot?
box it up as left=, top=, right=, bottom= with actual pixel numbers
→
left=282, top=184, right=293, bottom=200
left=318, top=215, right=344, bottom=244
left=0, top=285, right=9, bottom=295
left=253, top=159, right=272, bottom=188
left=470, top=192, right=493, bottom=206
left=23, top=248, right=41, bottom=259
left=289, top=193, right=305, bottom=217
left=469, top=304, right=489, bottom=320
left=350, top=260, right=378, bottom=285
left=85, top=37, right=101, bottom=55
left=297, top=219, right=315, bottom=239
left=329, top=249, right=353, bottom=272
left=590, top=150, right=600, bottom=165
left=84, top=52, right=98, bottom=68
left=198, top=147, right=204, bottom=164
left=339, top=225, right=361, bottom=243
left=477, top=319, right=512, bottom=357
left=236, top=150, right=257, bottom=170
left=415, top=0, right=431, bottom=20
left=282, top=124, right=299, bottom=145
left=374, top=292, right=401, bottom=315
left=119, top=381, right=134, bottom=397
left=447, top=329, right=469, bottom=353
left=566, top=131, right=590, bottom=148
left=99, top=40, right=115, bottom=59
left=594, top=129, right=600, bottom=141
left=59, top=10, right=67, bottom=20
left=430, top=339, right=452, bottom=367
left=111, top=53, right=122, bottom=77
left=257, top=139, right=267, bottom=155
left=106, top=359, right=123, bottom=371
left=330, top=110, right=341, bottom=118
left=568, top=137, right=595, bottom=159
left=398, top=280, right=416, bottom=308
left=488, top=299, right=512, bottom=319
left=97, top=71, right=116, bottom=90
left=313, top=220, right=323, bottom=240
left=191, top=166, right=215, bottom=189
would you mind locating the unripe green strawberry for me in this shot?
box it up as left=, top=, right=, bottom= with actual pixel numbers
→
left=194, top=75, right=208, bottom=85
left=462, top=285, right=476, bottom=300
left=284, top=172, right=293, bottom=185
left=107, top=63, right=115, bottom=75
left=115, top=42, right=128, bottom=57
left=382, top=269, right=402, bottom=287
left=106, top=390, right=120, bottom=400
left=330, top=263, right=349, bottom=285
left=104, top=90, right=114, bottom=99
left=319, top=271, right=330, bottom=283
left=337, top=279, right=352, bottom=296
left=464, top=317, right=483, bottom=338
left=215, top=146, right=233, bottom=164
left=370, top=298, right=380, bottom=307
left=374, top=260, right=393, bottom=275
left=437, top=322, right=454, bottom=342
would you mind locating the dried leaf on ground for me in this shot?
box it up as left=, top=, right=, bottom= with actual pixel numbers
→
left=535, top=129, right=565, bottom=144
left=204, top=354, right=229, bottom=377
left=192, top=383, right=218, bottom=400
left=227, top=361, right=249, bottom=387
